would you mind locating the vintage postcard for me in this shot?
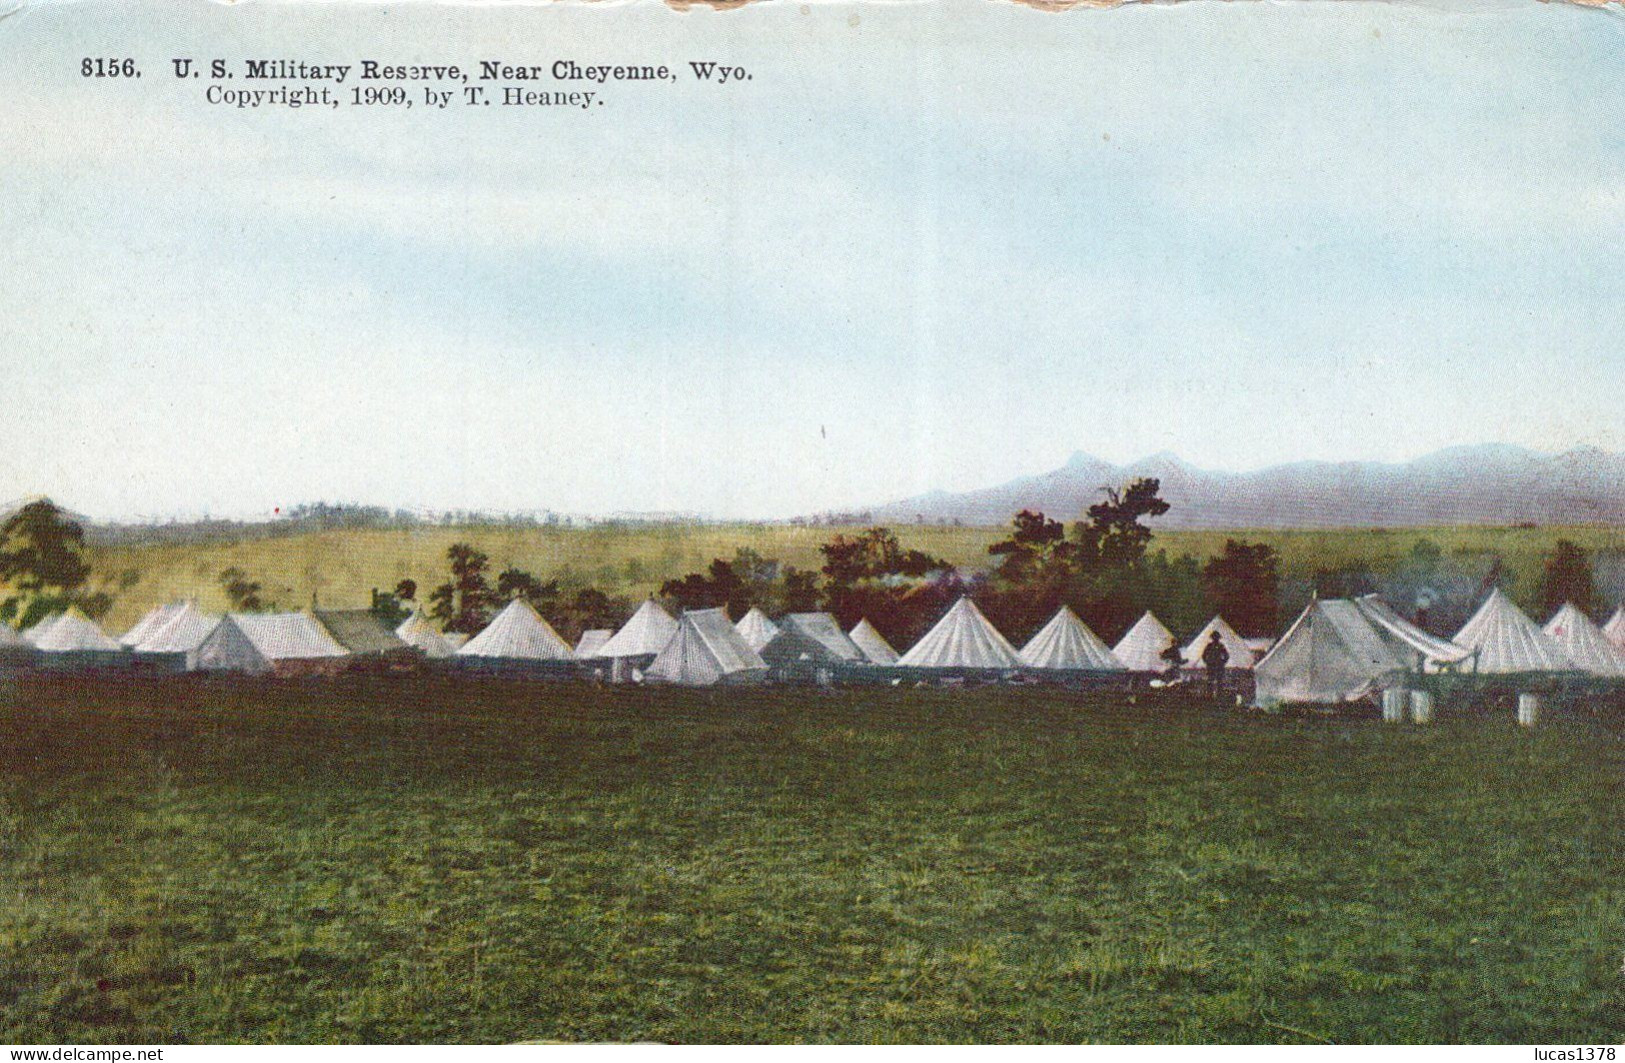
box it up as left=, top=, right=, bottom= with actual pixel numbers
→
left=2, top=0, right=1623, bottom=1049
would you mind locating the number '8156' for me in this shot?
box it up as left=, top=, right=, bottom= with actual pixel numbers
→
left=81, top=58, right=138, bottom=77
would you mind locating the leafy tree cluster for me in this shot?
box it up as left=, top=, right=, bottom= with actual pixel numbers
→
left=660, top=548, right=822, bottom=618
left=218, top=567, right=272, bottom=612
left=422, top=543, right=630, bottom=641
left=818, top=529, right=960, bottom=649
left=975, top=480, right=1279, bottom=643
left=653, top=530, right=959, bottom=649
left=0, top=500, right=114, bottom=627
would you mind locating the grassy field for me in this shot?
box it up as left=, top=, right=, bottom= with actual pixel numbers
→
left=2, top=677, right=1623, bottom=1043
left=84, top=522, right=1625, bottom=632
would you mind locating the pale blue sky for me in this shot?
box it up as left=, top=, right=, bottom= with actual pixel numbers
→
left=2, top=0, right=1622, bottom=520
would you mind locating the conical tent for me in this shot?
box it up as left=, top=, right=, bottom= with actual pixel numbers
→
left=780, top=613, right=865, bottom=663
left=457, top=600, right=575, bottom=663
left=1351, top=595, right=1472, bottom=670
left=195, top=613, right=350, bottom=675
left=734, top=607, right=780, bottom=652
left=598, top=599, right=679, bottom=660
left=848, top=619, right=900, bottom=665
left=645, top=607, right=768, bottom=686
left=121, top=601, right=187, bottom=648
left=395, top=608, right=457, bottom=659
left=1603, top=606, right=1625, bottom=651
left=31, top=609, right=123, bottom=654
left=22, top=614, right=65, bottom=646
left=132, top=600, right=221, bottom=671
left=26, top=609, right=126, bottom=669
left=1112, top=612, right=1179, bottom=672
left=575, top=629, right=612, bottom=659
left=897, top=597, right=1022, bottom=671
left=1019, top=606, right=1125, bottom=671
left=1542, top=603, right=1625, bottom=678
left=1453, top=588, right=1574, bottom=674
left=1181, top=616, right=1256, bottom=671
left=1254, top=598, right=1410, bottom=706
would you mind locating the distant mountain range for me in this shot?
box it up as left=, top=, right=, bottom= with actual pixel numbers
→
left=863, top=445, right=1625, bottom=529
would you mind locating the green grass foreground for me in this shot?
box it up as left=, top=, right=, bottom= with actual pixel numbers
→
left=1, top=676, right=1623, bottom=1044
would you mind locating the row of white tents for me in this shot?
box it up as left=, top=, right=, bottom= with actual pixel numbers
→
left=3, top=592, right=1232, bottom=685
left=9, top=586, right=1625, bottom=702
left=1253, top=589, right=1625, bottom=706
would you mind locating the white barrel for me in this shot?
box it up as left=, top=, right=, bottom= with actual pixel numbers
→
left=1381, top=688, right=1408, bottom=723
left=1517, top=693, right=1540, bottom=728
left=1409, top=689, right=1434, bottom=725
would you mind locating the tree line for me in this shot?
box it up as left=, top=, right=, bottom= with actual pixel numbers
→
left=0, top=493, right=1614, bottom=648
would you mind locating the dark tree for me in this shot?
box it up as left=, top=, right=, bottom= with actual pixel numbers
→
left=980, top=481, right=1185, bottom=640
left=219, top=567, right=267, bottom=612
left=497, top=567, right=560, bottom=613
left=1075, top=478, right=1170, bottom=571
left=394, top=578, right=418, bottom=602
left=561, top=587, right=629, bottom=637
left=1201, top=539, right=1280, bottom=637
left=369, top=586, right=412, bottom=626
left=1538, top=539, right=1598, bottom=618
left=0, top=500, right=90, bottom=597
left=780, top=566, right=823, bottom=613
left=820, top=528, right=949, bottom=588
left=660, top=558, right=747, bottom=615
left=1312, top=563, right=1379, bottom=600
left=819, top=527, right=957, bottom=642
left=427, top=543, right=497, bottom=634
left=988, top=510, right=1078, bottom=585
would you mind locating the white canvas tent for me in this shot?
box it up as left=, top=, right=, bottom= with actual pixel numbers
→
left=848, top=619, right=900, bottom=666
left=1453, top=588, right=1575, bottom=674
left=597, top=598, right=679, bottom=681
left=1542, top=603, right=1625, bottom=678
left=28, top=609, right=127, bottom=669
left=1351, top=595, right=1472, bottom=671
left=456, top=600, right=575, bottom=668
left=1603, top=606, right=1625, bottom=652
left=780, top=612, right=866, bottom=663
left=1254, top=598, right=1415, bottom=706
left=1181, top=616, right=1256, bottom=672
left=1112, top=612, right=1179, bottom=672
left=131, top=600, right=221, bottom=671
left=121, top=601, right=188, bottom=648
left=575, top=629, right=612, bottom=658
left=734, top=607, right=780, bottom=652
left=395, top=608, right=458, bottom=659
left=1019, top=606, right=1125, bottom=672
left=599, top=598, right=678, bottom=659
left=21, top=614, right=64, bottom=646
left=645, top=607, right=768, bottom=686
left=195, top=612, right=350, bottom=675
left=897, top=597, right=1022, bottom=671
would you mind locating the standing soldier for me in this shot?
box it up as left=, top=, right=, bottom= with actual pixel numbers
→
left=1201, top=630, right=1230, bottom=698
